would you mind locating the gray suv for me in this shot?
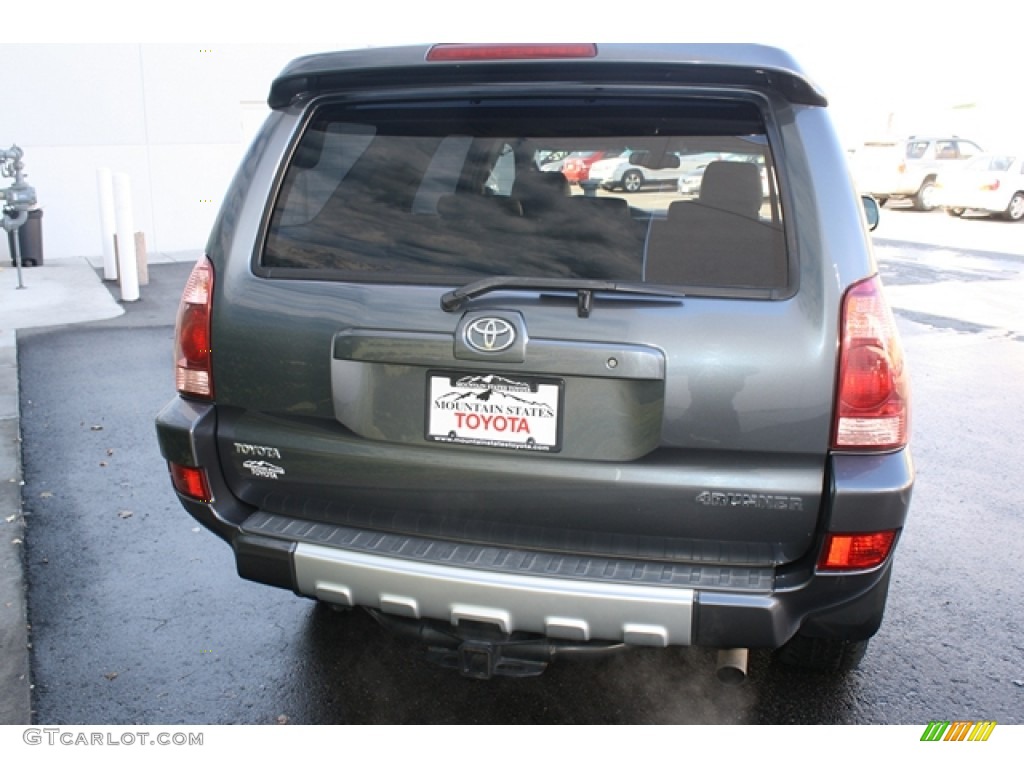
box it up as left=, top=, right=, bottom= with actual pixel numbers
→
left=156, top=44, right=913, bottom=681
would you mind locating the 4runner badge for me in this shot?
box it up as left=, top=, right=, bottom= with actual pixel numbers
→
left=242, top=460, right=285, bottom=480
left=696, top=490, right=803, bottom=511
left=465, top=317, right=516, bottom=353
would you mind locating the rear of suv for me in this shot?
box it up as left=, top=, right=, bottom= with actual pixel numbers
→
left=854, top=135, right=983, bottom=210
left=156, top=43, right=913, bottom=680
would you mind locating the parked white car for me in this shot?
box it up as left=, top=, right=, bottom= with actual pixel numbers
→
left=589, top=149, right=689, bottom=192
left=677, top=166, right=707, bottom=196
left=678, top=154, right=771, bottom=198
left=934, top=152, right=1024, bottom=221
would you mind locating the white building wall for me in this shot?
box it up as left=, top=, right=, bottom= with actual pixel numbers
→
left=1, top=44, right=315, bottom=261
left=4, top=41, right=1013, bottom=262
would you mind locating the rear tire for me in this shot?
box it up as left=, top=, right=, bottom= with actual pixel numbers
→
left=912, top=180, right=937, bottom=211
left=775, top=634, right=868, bottom=674
left=1003, top=192, right=1024, bottom=221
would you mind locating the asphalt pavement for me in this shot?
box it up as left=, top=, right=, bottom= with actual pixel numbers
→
left=0, top=251, right=198, bottom=724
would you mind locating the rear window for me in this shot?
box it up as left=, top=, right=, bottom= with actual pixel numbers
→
left=262, top=97, right=787, bottom=294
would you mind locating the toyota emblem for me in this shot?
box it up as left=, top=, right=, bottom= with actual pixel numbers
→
left=465, top=317, right=516, bottom=352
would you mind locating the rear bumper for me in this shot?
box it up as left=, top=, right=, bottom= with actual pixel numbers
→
left=157, top=397, right=913, bottom=650
left=934, top=190, right=1007, bottom=214
left=232, top=519, right=898, bottom=649
left=295, top=541, right=694, bottom=646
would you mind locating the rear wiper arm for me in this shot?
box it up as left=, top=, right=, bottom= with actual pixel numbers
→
left=440, top=277, right=684, bottom=318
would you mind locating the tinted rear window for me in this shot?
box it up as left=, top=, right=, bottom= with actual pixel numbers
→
left=262, top=97, right=787, bottom=294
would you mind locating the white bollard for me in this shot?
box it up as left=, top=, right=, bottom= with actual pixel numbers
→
left=96, top=168, right=118, bottom=281
left=112, top=172, right=140, bottom=302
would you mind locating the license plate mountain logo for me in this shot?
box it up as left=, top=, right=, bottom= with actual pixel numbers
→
left=428, top=373, right=560, bottom=451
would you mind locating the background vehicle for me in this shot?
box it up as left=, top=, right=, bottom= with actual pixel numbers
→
left=935, top=152, right=1024, bottom=221
left=157, top=43, right=911, bottom=682
left=535, top=150, right=571, bottom=172
left=560, top=150, right=614, bottom=184
left=853, top=136, right=983, bottom=210
left=677, top=153, right=770, bottom=197
left=677, top=165, right=708, bottom=196
left=590, top=149, right=685, bottom=192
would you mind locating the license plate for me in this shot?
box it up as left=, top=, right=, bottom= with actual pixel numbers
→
left=426, top=371, right=563, bottom=452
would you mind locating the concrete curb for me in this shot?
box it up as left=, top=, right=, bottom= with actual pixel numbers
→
left=0, top=329, right=30, bottom=724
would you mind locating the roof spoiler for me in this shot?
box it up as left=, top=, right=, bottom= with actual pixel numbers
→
left=267, top=45, right=828, bottom=110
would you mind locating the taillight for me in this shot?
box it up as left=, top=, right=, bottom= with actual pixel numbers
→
left=819, top=531, right=897, bottom=571
left=980, top=178, right=1000, bottom=191
left=426, top=43, right=597, bottom=61
left=169, top=462, right=212, bottom=503
left=174, top=256, right=214, bottom=399
left=833, top=276, right=909, bottom=450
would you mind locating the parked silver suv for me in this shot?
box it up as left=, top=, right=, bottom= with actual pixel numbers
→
left=156, top=44, right=913, bottom=681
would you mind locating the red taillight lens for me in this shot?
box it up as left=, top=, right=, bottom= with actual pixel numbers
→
left=819, top=531, right=897, bottom=571
left=426, top=43, right=597, bottom=61
left=169, top=462, right=212, bottom=502
left=834, top=276, right=909, bottom=450
left=980, top=178, right=1000, bottom=191
left=174, top=257, right=214, bottom=399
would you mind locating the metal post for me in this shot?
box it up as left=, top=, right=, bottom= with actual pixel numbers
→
left=10, top=216, right=25, bottom=290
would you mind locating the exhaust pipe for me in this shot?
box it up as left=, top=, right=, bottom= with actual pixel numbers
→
left=716, top=648, right=749, bottom=685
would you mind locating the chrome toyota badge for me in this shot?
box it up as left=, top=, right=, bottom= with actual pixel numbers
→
left=465, top=317, right=516, bottom=353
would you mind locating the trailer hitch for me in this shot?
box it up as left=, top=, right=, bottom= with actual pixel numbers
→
left=366, top=609, right=625, bottom=679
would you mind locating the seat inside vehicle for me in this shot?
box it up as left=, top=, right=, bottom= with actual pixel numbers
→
left=643, top=161, right=785, bottom=289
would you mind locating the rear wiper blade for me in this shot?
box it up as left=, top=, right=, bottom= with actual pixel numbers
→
left=440, top=277, right=684, bottom=318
